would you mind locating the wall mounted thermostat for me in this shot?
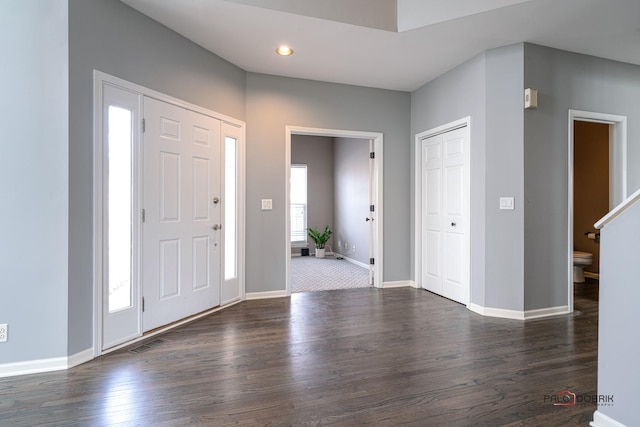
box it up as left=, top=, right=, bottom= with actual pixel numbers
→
left=524, top=88, right=538, bottom=109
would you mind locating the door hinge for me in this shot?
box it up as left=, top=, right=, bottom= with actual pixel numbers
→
left=142, top=296, right=145, bottom=312
left=370, top=258, right=375, bottom=265
left=370, top=152, right=375, bottom=159
left=142, top=118, right=146, bottom=133
left=142, top=209, right=146, bottom=223
left=370, top=205, right=375, bottom=212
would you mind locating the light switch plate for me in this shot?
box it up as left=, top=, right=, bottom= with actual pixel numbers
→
left=500, top=197, right=515, bottom=210
left=261, top=199, right=273, bottom=211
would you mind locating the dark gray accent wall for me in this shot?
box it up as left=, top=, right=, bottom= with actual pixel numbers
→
left=0, top=0, right=69, bottom=364
left=523, top=44, right=640, bottom=310
left=334, top=138, right=370, bottom=265
left=68, top=0, right=247, bottom=354
left=246, top=73, right=411, bottom=292
left=411, top=52, right=487, bottom=307
left=291, top=135, right=334, bottom=252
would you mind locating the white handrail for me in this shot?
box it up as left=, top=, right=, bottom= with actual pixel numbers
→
left=595, top=187, right=640, bottom=229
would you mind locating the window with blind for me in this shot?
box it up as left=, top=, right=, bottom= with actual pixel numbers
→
left=290, top=164, right=307, bottom=244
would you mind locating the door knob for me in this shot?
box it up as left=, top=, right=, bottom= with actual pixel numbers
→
left=213, top=197, right=220, bottom=204
left=212, top=224, right=222, bottom=230
left=451, top=222, right=456, bottom=227
left=366, top=217, right=370, bottom=222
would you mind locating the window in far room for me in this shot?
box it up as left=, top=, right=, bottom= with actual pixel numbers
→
left=290, top=164, right=307, bottom=245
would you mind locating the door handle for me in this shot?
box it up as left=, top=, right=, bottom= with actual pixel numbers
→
left=451, top=222, right=456, bottom=227
left=212, top=224, right=222, bottom=231
left=366, top=217, right=374, bottom=222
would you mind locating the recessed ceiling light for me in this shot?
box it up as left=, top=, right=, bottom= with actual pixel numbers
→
left=276, top=46, right=294, bottom=56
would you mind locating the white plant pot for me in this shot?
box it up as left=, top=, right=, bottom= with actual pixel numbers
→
left=315, top=248, right=326, bottom=258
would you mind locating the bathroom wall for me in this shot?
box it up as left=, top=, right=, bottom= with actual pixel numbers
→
left=573, top=121, right=609, bottom=273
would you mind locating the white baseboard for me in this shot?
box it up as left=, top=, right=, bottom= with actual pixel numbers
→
left=338, top=255, right=369, bottom=269
left=67, top=348, right=94, bottom=369
left=0, top=347, right=94, bottom=378
left=591, top=410, right=627, bottom=427
left=245, top=290, right=288, bottom=300
left=382, top=280, right=414, bottom=288
left=524, top=305, right=570, bottom=320
left=467, top=303, right=525, bottom=320
left=468, top=303, right=572, bottom=320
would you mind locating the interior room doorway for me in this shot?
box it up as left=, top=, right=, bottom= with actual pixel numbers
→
left=568, top=110, right=627, bottom=311
left=285, top=127, right=383, bottom=295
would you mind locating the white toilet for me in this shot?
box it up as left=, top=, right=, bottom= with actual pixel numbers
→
left=573, top=251, right=593, bottom=283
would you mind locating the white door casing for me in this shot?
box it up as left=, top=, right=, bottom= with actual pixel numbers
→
left=567, top=110, right=627, bottom=311
left=418, top=121, right=470, bottom=305
left=142, top=97, right=221, bottom=332
left=284, top=127, right=383, bottom=294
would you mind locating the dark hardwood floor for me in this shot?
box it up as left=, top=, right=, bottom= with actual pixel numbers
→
left=1, top=283, right=599, bottom=426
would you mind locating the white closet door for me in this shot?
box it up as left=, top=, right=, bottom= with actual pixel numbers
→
left=422, top=126, right=469, bottom=305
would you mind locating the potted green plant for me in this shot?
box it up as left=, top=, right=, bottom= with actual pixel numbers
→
left=307, top=225, right=332, bottom=258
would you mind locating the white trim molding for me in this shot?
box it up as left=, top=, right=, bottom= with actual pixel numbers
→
left=467, top=303, right=525, bottom=320
left=245, top=290, right=288, bottom=300
left=524, top=306, right=570, bottom=320
left=382, top=280, right=414, bottom=288
left=468, top=303, right=571, bottom=320
left=0, top=348, right=93, bottom=378
left=591, top=410, right=628, bottom=427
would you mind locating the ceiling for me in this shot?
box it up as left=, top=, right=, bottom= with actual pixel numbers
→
left=121, top=0, right=640, bottom=92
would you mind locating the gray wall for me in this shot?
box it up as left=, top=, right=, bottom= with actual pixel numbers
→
left=411, top=51, right=488, bottom=307
left=291, top=135, right=334, bottom=252
left=0, top=0, right=69, bottom=364
left=334, top=138, right=370, bottom=265
left=597, top=200, right=640, bottom=426
left=484, top=45, right=525, bottom=310
left=68, top=0, right=247, bottom=354
left=411, top=44, right=526, bottom=311
left=246, top=73, right=411, bottom=292
left=523, top=44, right=640, bottom=310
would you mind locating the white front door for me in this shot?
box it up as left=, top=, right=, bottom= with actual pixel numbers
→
left=142, top=97, right=222, bottom=332
left=421, top=126, right=469, bottom=304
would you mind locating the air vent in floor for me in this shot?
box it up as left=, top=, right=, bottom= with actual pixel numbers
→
left=128, top=338, right=167, bottom=354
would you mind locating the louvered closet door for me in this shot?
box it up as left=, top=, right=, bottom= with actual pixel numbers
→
left=142, top=97, right=222, bottom=331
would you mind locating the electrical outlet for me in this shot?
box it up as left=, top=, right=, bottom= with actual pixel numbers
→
left=0, top=324, right=7, bottom=342
left=344, top=242, right=348, bottom=250
left=353, top=245, right=356, bottom=252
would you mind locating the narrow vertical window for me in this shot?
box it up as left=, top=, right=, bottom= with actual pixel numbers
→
left=225, top=137, right=237, bottom=280
left=107, top=106, right=133, bottom=312
left=290, top=165, right=307, bottom=243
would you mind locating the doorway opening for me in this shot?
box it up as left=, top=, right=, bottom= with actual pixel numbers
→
left=285, top=127, right=383, bottom=296
left=568, top=110, right=627, bottom=311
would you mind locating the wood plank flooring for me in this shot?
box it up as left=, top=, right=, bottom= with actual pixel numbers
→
left=0, top=283, right=599, bottom=426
